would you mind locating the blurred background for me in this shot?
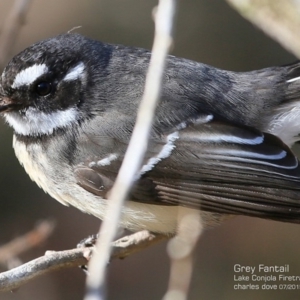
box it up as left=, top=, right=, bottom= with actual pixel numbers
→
left=0, top=0, right=300, bottom=299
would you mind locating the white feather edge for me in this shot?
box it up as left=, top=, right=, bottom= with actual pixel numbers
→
left=287, top=76, right=300, bottom=83
left=140, top=131, right=179, bottom=175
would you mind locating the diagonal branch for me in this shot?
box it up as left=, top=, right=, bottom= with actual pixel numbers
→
left=0, top=248, right=87, bottom=292
left=0, top=220, right=55, bottom=265
left=225, top=0, right=300, bottom=58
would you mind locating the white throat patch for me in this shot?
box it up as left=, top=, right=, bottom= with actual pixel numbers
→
left=4, top=106, right=79, bottom=136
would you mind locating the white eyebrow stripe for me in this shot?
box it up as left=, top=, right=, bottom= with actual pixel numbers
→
left=63, top=62, right=85, bottom=82
left=287, top=76, right=300, bottom=83
left=12, top=64, right=48, bottom=89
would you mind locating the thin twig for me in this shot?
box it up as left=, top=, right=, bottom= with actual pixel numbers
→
left=0, top=219, right=55, bottom=265
left=0, top=230, right=167, bottom=293
left=84, top=1, right=177, bottom=299
left=225, top=0, right=300, bottom=59
left=0, top=248, right=88, bottom=292
left=0, top=0, right=32, bottom=68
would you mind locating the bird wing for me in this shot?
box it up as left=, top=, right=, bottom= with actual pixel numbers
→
left=74, top=117, right=300, bottom=223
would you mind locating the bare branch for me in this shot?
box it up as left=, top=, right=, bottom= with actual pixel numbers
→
left=0, top=220, right=55, bottom=266
left=0, top=0, right=32, bottom=68
left=111, top=230, right=168, bottom=260
left=225, top=0, right=300, bottom=59
left=0, top=248, right=88, bottom=292
left=84, top=1, right=177, bottom=299
left=0, top=230, right=167, bottom=293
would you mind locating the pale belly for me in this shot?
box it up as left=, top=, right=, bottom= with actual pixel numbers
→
left=13, top=135, right=229, bottom=234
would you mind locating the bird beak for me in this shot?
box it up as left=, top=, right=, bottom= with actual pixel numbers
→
left=0, top=96, right=18, bottom=112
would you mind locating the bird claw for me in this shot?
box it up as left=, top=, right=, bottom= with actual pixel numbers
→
left=77, top=234, right=99, bottom=272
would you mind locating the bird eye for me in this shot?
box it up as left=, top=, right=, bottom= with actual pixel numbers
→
left=35, top=81, right=52, bottom=96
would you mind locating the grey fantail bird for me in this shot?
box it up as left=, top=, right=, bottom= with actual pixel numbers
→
left=1, top=33, right=300, bottom=234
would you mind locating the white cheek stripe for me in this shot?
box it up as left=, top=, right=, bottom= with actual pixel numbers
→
left=287, top=76, right=300, bottom=83
left=63, top=62, right=85, bottom=82
left=12, top=64, right=48, bottom=89
left=140, top=131, right=179, bottom=175
left=4, top=106, right=78, bottom=136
